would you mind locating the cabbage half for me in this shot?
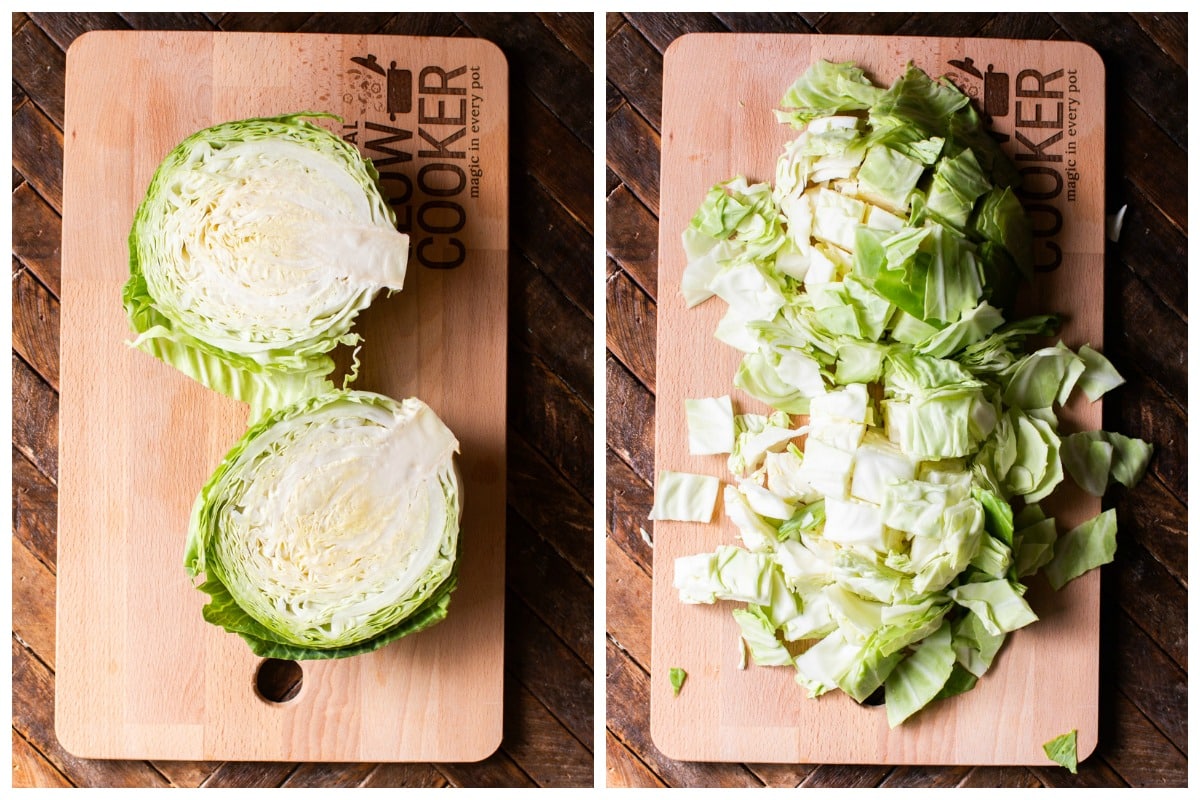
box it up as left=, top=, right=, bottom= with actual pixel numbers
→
left=185, top=390, right=461, bottom=660
left=124, top=113, right=409, bottom=419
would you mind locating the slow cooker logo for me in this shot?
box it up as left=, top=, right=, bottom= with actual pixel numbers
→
left=946, top=56, right=1081, bottom=273
left=343, top=53, right=487, bottom=270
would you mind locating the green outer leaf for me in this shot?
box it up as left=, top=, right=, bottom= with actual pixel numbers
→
left=884, top=618, right=955, bottom=727
left=1043, top=729, right=1079, bottom=773
left=1044, top=508, right=1118, bottom=590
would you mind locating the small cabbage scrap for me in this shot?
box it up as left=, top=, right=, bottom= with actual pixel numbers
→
left=186, top=390, right=461, bottom=659
left=125, top=113, right=409, bottom=420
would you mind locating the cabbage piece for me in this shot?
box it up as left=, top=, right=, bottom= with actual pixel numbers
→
left=732, top=606, right=796, bottom=667
left=685, top=395, right=735, bottom=455
left=125, top=114, right=409, bottom=420
left=1061, top=430, right=1153, bottom=496
left=1044, top=508, right=1119, bottom=590
left=775, top=60, right=886, bottom=128
left=884, top=618, right=955, bottom=728
left=1043, top=730, right=1079, bottom=773
left=947, top=579, right=1038, bottom=635
left=185, top=390, right=460, bottom=659
left=674, top=545, right=775, bottom=605
left=649, top=470, right=721, bottom=523
left=1076, top=344, right=1126, bottom=401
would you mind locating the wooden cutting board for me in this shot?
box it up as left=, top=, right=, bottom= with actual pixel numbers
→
left=652, top=34, right=1105, bottom=765
left=56, top=31, right=507, bottom=762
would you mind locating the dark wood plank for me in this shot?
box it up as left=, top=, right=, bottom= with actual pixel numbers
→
left=508, top=433, right=593, bottom=578
left=500, top=680, right=593, bottom=787
left=537, top=12, right=594, bottom=70
left=456, top=13, right=592, bottom=145
left=509, top=350, right=593, bottom=496
left=12, top=730, right=73, bottom=788
left=1053, top=12, right=1185, bottom=149
left=958, top=766, right=1042, bottom=788
left=512, top=174, right=593, bottom=312
left=281, top=763, right=376, bottom=789
left=203, top=762, right=295, bottom=788
left=1108, top=607, right=1187, bottom=754
left=1100, top=692, right=1187, bottom=787
left=437, top=749, right=535, bottom=788
left=508, top=509, right=594, bottom=667
left=1109, top=363, right=1187, bottom=505
left=807, top=12, right=911, bottom=36
left=28, top=11, right=129, bottom=51
left=626, top=12, right=726, bottom=53
left=714, top=13, right=818, bottom=34
left=801, top=763, right=891, bottom=787
left=12, top=15, right=68, bottom=127
left=374, top=13, right=463, bottom=38
left=894, top=13, right=991, bottom=37
left=1114, top=181, right=1188, bottom=322
left=1026, top=758, right=1127, bottom=788
left=606, top=732, right=666, bottom=788
left=147, top=761, right=218, bottom=789
left=13, top=448, right=58, bottom=570
left=1118, top=472, right=1187, bottom=588
left=976, top=12, right=1061, bottom=39
left=507, top=592, right=594, bottom=749
left=605, top=450, right=654, bottom=577
left=605, top=268, right=656, bottom=394
left=512, top=252, right=593, bottom=400
left=1111, top=92, right=1187, bottom=234
left=359, top=763, right=449, bottom=788
left=605, top=639, right=764, bottom=788
left=515, top=85, right=593, bottom=227
left=605, top=185, right=658, bottom=298
left=1130, top=12, right=1186, bottom=70
left=604, top=19, right=663, bottom=132
left=605, top=356, right=655, bottom=485
left=12, top=100, right=64, bottom=213
left=1110, top=537, right=1186, bottom=670
left=117, top=12, right=216, bottom=32
left=605, top=101, right=660, bottom=216
left=12, top=267, right=61, bottom=391
left=745, top=762, right=814, bottom=788
left=12, top=534, right=57, bottom=669
left=12, top=354, right=59, bottom=484
left=295, top=12, right=396, bottom=34
left=880, top=765, right=973, bottom=788
left=605, top=538, right=651, bottom=668
left=213, top=12, right=314, bottom=33
left=12, top=637, right=170, bottom=787
left=12, top=182, right=63, bottom=297
left=1108, top=259, right=1187, bottom=413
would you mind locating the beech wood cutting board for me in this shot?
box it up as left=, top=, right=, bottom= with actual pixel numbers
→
left=652, top=34, right=1105, bottom=764
left=57, top=31, right=507, bottom=762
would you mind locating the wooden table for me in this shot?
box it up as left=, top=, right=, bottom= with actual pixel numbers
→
left=605, top=12, right=1186, bottom=788
left=12, top=12, right=594, bottom=788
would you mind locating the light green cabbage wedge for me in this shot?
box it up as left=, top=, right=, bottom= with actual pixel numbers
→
left=125, top=113, right=409, bottom=420
left=186, top=389, right=460, bottom=659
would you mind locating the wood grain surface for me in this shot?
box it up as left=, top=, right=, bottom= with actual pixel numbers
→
left=13, top=11, right=593, bottom=788
left=56, top=29, right=508, bottom=764
left=606, top=11, right=1186, bottom=788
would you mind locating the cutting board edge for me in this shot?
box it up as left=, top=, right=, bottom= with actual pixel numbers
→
left=652, top=33, right=1108, bottom=765
left=55, top=29, right=510, bottom=764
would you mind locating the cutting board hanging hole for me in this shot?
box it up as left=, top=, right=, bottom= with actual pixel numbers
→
left=254, top=658, right=303, bottom=704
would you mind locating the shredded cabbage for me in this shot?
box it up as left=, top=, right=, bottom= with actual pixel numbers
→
left=666, top=59, right=1153, bottom=729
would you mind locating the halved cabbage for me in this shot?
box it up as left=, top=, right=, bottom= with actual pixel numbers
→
left=185, top=390, right=460, bottom=659
left=124, top=113, right=408, bottom=419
